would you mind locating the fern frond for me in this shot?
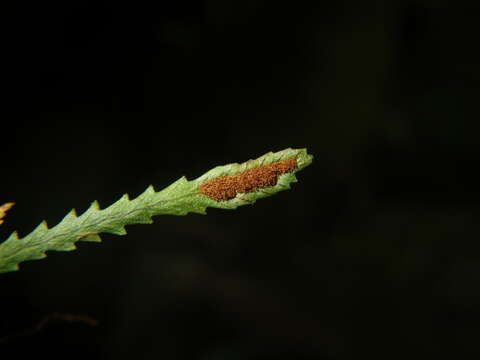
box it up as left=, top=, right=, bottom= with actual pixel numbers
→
left=0, top=148, right=313, bottom=273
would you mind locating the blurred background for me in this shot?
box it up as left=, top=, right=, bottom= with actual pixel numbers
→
left=2, top=0, right=480, bottom=359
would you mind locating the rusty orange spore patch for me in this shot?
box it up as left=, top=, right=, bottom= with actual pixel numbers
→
left=199, top=157, right=297, bottom=201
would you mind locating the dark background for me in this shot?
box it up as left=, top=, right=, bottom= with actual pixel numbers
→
left=2, top=1, right=480, bottom=359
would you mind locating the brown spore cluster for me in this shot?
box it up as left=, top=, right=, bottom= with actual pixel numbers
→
left=199, top=157, right=297, bottom=201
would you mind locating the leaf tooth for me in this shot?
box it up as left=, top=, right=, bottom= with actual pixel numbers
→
left=62, top=208, right=78, bottom=222
left=190, top=207, right=207, bottom=215
left=80, top=200, right=101, bottom=220
left=54, top=242, right=77, bottom=251
left=79, top=233, right=102, bottom=243
left=161, top=176, right=189, bottom=194
left=88, top=200, right=101, bottom=212
left=131, top=215, right=154, bottom=224
left=135, top=185, right=155, bottom=202
left=0, top=231, right=20, bottom=250
left=26, top=221, right=49, bottom=240
left=50, top=208, right=79, bottom=234
left=30, top=251, right=47, bottom=260
left=111, top=227, right=127, bottom=235
left=278, top=173, right=297, bottom=186
left=113, top=226, right=127, bottom=235
left=36, top=220, right=49, bottom=231
left=117, top=193, right=130, bottom=203
left=7, top=231, right=19, bottom=241
left=107, top=193, right=130, bottom=211
left=3, top=263, right=19, bottom=272
left=100, top=195, right=126, bottom=218
left=99, top=224, right=127, bottom=235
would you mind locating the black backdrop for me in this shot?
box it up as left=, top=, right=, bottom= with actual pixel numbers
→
left=2, top=1, right=480, bottom=359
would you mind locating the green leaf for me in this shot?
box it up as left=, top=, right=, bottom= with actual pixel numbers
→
left=0, top=148, right=313, bottom=273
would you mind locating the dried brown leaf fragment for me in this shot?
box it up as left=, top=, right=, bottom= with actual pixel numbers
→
left=0, top=202, right=15, bottom=225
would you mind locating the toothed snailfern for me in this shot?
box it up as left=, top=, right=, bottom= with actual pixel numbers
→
left=0, top=148, right=313, bottom=273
